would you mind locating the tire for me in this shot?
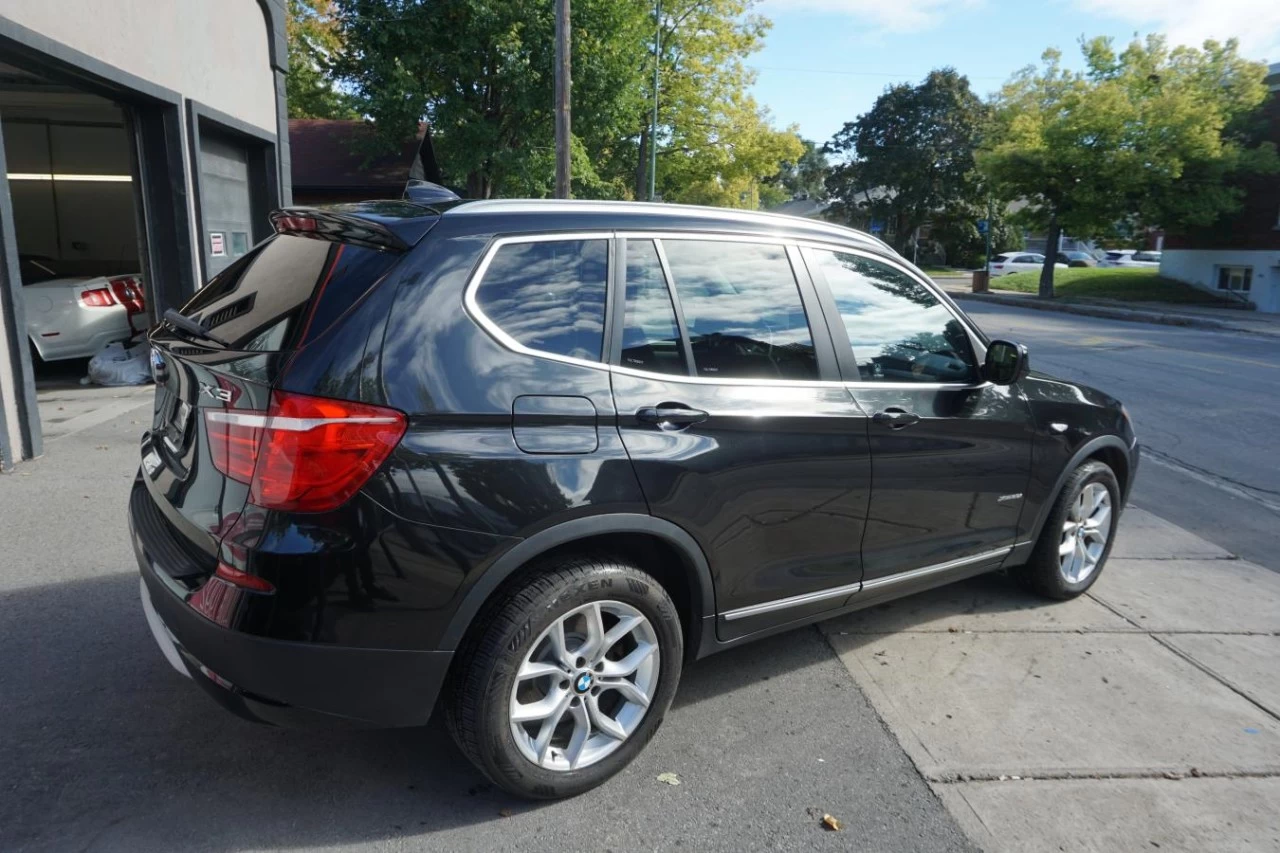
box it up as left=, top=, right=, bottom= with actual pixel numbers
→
left=1016, top=460, right=1121, bottom=600
left=444, top=555, right=684, bottom=799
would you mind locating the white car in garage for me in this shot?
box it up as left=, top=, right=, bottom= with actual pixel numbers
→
left=20, top=256, right=147, bottom=362
left=989, top=252, right=1067, bottom=277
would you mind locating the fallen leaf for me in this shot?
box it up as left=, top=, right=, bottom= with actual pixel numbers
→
left=498, top=808, right=513, bottom=818
left=656, top=772, right=681, bottom=786
left=821, top=814, right=842, bottom=831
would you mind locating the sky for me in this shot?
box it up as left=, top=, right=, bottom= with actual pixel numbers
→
left=749, top=0, right=1280, bottom=145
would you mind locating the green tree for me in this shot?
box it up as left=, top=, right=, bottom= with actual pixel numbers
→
left=825, top=68, right=989, bottom=254
left=286, top=0, right=358, bottom=119
left=770, top=137, right=830, bottom=201
left=981, top=36, right=1278, bottom=297
left=334, top=0, right=648, bottom=198
left=637, top=0, right=801, bottom=208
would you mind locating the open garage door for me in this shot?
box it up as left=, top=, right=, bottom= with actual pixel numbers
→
left=1, top=67, right=147, bottom=377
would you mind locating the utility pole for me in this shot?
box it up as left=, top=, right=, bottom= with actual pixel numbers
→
left=554, top=0, right=571, bottom=199
left=648, top=0, right=660, bottom=201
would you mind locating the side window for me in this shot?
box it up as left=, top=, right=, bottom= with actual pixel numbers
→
left=661, top=240, right=818, bottom=380
left=474, top=239, right=608, bottom=361
left=620, top=240, right=689, bottom=376
left=812, top=250, right=978, bottom=384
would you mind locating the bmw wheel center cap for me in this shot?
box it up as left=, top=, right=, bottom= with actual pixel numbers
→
left=574, top=671, right=593, bottom=694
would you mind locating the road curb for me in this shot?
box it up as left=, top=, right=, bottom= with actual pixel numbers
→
left=945, top=290, right=1245, bottom=332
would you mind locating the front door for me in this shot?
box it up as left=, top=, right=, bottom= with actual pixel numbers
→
left=803, top=247, right=1035, bottom=584
left=610, top=237, right=871, bottom=639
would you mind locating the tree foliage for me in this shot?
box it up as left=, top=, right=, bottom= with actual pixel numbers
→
left=286, top=0, right=358, bottom=119
left=824, top=69, right=989, bottom=254
left=323, top=0, right=799, bottom=204
left=641, top=0, right=803, bottom=208
left=981, top=36, right=1278, bottom=297
left=768, top=137, right=830, bottom=202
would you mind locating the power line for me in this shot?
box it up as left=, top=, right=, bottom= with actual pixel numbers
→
left=752, top=64, right=1009, bottom=81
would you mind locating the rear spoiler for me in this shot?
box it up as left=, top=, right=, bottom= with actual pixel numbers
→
left=270, top=203, right=440, bottom=253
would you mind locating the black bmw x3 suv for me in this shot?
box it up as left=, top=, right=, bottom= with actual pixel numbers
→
left=131, top=198, right=1138, bottom=798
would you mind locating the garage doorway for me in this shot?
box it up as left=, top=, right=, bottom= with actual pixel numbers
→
left=1, top=65, right=147, bottom=394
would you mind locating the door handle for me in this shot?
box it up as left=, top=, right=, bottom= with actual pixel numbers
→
left=872, top=408, right=920, bottom=430
left=636, top=404, right=708, bottom=428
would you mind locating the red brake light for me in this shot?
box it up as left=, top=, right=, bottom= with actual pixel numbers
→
left=109, top=277, right=146, bottom=316
left=79, top=287, right=116, bottom=308
left=205, top=391, right=406, bottom=512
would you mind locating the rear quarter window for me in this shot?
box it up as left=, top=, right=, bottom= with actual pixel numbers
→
left=473, top=238, right=608, bottom=361
left=180, top=234, right=400, bottom=352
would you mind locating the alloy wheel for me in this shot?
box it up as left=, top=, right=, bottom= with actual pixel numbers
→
left=1059, top=482, right=1112, bottom=584
left=509, top=600, right=660, bottom=772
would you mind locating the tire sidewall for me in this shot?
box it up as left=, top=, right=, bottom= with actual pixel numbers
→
left=1039, top=461, right=1121, bottom=597
left=475, top=563, right=683, bottom=799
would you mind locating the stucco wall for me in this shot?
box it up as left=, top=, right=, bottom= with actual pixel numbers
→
left=1161, top=249, right=1280, bottom=314
left=3, top=0, right=275, bottom=133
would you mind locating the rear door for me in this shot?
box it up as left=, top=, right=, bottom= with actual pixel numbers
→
left=803, top=247, right=1035, bottom=585
left=609, top=236, right=871, bottom=640
left=142, top=230, right=406, bottom=575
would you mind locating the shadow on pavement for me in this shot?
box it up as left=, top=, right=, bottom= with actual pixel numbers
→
left=1, top=571, right=899, bottom=852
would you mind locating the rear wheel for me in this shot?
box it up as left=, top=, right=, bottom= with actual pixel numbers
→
left=1016, top=460, right=1120, bottom=599
left=445, top=556, right=683, bottom=799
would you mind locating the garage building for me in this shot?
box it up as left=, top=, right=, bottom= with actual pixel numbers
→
left=0, top=2, right=290, bottom=468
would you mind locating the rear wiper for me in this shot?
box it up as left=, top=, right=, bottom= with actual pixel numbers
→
left=163, top=308, right=231, bottom=348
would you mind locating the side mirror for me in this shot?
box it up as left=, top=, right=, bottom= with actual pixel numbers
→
left=983, top=339, right=1029, bottom=385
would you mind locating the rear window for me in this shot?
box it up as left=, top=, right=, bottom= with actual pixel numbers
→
left=179, top=234, right=400, bottom=352
left=992, top=254, right=1010, bottom=262
left=474, top=239, right=608, bottom=361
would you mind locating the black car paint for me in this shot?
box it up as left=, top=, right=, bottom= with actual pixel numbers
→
left=131, top=202, right=1138, bottom=727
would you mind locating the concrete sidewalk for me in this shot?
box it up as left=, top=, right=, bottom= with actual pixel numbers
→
left=932, top=276, right=1280, bottom=338
left=821, top=507, right=1280, bottom=852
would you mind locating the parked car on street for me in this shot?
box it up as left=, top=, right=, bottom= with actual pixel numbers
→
left=1057, top=251, right=1098, bottom=268
left=20, top=255, right=146, bottom=362
left=990, top=252, right=1068, bottom=277
left=1111, top=250, right=1161, bottom=268
left=131, top=200, right=1139, bottom=799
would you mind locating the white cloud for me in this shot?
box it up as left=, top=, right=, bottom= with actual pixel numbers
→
left=759, top=0, right=980, bottom=34
left=1072, top=0, right=1280, bottom=62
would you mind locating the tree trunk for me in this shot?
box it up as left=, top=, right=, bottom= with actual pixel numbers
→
left=1039, top=214, right=1061, bottom=299
left=636, top=127, right=649, bottom=199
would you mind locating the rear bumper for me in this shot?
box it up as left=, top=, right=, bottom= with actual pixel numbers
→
left=131, top=486, right=452, bottom=728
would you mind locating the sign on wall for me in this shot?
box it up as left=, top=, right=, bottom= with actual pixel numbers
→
left=209, top=231, right=226, bottom=257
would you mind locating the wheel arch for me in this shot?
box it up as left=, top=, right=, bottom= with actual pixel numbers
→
left=437, top=513, right=717, bottom=656
left=1029, top=434, right=1133, bottom=546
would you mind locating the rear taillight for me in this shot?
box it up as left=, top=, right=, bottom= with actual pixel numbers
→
left=205, top=390, right=406, bottom=512
left=109, top=277, right=146, bottom=316
left=79, top=287, right=115, bottom=308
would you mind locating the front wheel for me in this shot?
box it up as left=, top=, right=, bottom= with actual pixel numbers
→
left=444, top=557, right=683, bottom=799
left=1015, top=460, right=1120, bottom=599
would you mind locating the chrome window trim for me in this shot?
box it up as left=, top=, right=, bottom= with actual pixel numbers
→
left=720, top=545, right=1012, bottom=622
left=463, top=231, right=616, bottom=371
left=795, top=240, right=990, bottom=365
left=463, top=229, right=991, bottom=390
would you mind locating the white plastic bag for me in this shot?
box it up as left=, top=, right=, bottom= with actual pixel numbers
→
left=88, top=340, right=152, bottom=386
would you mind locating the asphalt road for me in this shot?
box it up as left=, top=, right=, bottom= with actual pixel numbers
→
left=0, top=408, right=974, bottom=852
left=961, top=301, right=1280, bottom=573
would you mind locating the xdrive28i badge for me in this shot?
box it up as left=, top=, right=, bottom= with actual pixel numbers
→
left=199, top=382, right=233, bottom=403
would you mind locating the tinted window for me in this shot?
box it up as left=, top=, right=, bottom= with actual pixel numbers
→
left=813, top=250, right=978, bottom=383
left=662, top=240, right=818, bottom=380
left=620, top=240, right=688, bottom=376
left=476, top=239, right=608, bottom=361
left=180, top=234, right=400, bottom=352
